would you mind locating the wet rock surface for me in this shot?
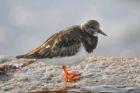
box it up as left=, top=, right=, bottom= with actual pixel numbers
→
left=0, top=55, right=140, bottom=93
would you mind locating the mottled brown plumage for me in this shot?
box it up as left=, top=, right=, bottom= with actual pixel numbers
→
left=16, top=20, right=106, bottom=59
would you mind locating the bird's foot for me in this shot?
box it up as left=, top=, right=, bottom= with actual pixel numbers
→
left=62, top=65, right=80, bottom=82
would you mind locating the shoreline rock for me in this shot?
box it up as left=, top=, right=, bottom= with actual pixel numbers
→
left=0, top=55, right=140, bottom=93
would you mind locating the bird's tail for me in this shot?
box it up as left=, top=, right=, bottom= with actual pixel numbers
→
left=16, top=54, right=41, bottom=59
left=16, top=55, right=27, bottom=59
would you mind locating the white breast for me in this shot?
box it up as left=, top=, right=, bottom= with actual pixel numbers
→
left=38, top=44, right=91, bottom=65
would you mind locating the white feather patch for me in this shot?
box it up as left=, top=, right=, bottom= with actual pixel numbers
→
left=46, top=45, right=50, bottom=48
left=38, top=44, right=91, bottom=65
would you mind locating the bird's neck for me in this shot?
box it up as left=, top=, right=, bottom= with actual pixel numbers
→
left=79, top=30, right=98, bottom=53
left=80, top=25, right=85, bottom=31
left=80, top=25, right=95, bottom=37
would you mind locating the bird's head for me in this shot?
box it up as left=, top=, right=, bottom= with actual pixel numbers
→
left=81, top=20, right=107, bottom=36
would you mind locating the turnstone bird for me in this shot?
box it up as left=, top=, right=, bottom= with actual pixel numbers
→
left=16, top=20, right=107, bottom=81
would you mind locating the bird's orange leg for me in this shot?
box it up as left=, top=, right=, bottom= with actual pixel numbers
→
left=62, top=65, right=80, bottom=82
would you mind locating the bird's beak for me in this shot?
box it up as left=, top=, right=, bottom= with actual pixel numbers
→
left=98, top=29, right=107, bottom=36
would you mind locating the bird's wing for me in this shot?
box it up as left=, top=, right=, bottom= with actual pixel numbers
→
left=18, top=29, right=81, bottom=59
